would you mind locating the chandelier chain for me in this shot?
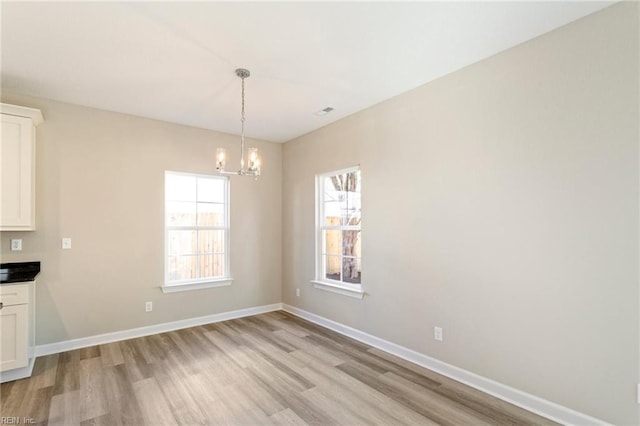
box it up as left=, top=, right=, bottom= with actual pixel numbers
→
left=240, top=73, right=246, bottom=169
left=241, top=76, right=246, bottom=124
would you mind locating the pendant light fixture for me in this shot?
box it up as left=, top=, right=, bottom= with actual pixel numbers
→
left=216, top=68, right=261, bottom=178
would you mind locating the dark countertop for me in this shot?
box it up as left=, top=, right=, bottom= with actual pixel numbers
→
left=0, top=261, right=40, bottom=284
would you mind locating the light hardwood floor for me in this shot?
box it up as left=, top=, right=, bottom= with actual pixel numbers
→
left=0, top=311, right=557, bottom=425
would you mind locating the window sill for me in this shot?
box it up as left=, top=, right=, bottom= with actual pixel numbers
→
left=161, top=278, right=233, bottom=294
left=310, top=280, right=365, bottom=299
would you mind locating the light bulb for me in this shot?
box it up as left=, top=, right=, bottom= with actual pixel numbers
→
left=248, top=147, right=258, bottom=171
left=216, top=148, right=227, bottom=171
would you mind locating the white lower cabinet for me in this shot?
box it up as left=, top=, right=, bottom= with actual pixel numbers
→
left=0, top=282, right=35, bottom=381
left=0, top=304, right=29, bottom=371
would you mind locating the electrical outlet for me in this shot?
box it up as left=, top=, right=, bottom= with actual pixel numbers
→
left=10, top=239, right=22, bottom=251
left=145, top=301, right=153, bottom=312
left=296, top=288, right=300, bottom=297
left=62, top=238, right=72, bottom=249
left=434, top=326, right=443, bottom=342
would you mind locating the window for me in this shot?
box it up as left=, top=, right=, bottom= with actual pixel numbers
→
left=313, top=166, right=363, bottom=298
left=164, top=171, right=230, bottom=292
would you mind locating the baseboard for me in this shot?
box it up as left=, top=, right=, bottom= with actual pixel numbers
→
left=34, top=302, right=283, bottom=357
left=0, top=356, right=36, bottom=384
left=282, top=304, right=610, bottom=426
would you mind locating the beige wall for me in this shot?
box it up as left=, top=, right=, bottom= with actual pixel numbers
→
left=1, top=2, right=638, bottom=424
left=0, top=94, right=282, bottom=345
left=283, top=3, right=638, bottom=424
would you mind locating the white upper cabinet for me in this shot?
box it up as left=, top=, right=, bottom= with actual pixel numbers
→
left=0, top=104, right=43, bottom=231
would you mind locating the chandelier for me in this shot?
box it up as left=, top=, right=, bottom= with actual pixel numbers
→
left=216, top=68, right=260, bottom=178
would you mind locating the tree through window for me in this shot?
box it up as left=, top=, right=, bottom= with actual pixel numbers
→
left=317, top=167, right=362, bottom=287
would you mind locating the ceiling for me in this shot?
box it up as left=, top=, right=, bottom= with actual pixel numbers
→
left=1, top=1, right=613, bottom=143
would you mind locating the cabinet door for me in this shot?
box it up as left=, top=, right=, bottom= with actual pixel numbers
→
left=0, top=114, right=35, bottom=230
left=0, top=304, right=29, bottom=372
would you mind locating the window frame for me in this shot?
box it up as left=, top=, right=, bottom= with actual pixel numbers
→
left=312, top=166, right=364, bottom=299
left=163, top=171, right=232, bottom=293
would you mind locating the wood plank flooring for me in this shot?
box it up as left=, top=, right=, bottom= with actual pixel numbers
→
left=0, top=311, right=557, bottom=425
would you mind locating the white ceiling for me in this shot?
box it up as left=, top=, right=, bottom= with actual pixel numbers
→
left=1, top=1, right=613, bottom=143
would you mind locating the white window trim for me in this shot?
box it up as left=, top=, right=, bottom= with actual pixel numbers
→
left=310, top=280, right=365, bottom=299
left=312, top=165, right=364, bottom=299
left=161, top=278, right=233, bottom=294
left=163, top=171, right=231, bottom=292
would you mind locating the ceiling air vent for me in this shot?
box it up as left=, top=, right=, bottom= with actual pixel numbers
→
left=314, top=107, right=334, bottom=116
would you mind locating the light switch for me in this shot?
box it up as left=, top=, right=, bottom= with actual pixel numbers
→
left=62, top=238, right=72, bottom=249
left=10, top=239, right=22, bottom=251
left=434, top=326, right=443, bottom=342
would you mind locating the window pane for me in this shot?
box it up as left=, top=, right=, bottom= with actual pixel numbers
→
left=198, top=254, right=225, bottom=278
left=324, top=255, right=341, bottom=282
left=325, top=172, right=360, bottom=195
left=342, top=230, right=360, bottom=257
left=343, top=191, right=361, bottom=226
left=166, top=175, right=196, bottom=201
left=323, top=230, right=341, bottom=255
left=342, top=257, right=361, bottom=284
left=167, top=201, right=196, bottom=226
left=344, top=171, right=361, bottom=193
left=197, top=203, right=225, bottom=226
left=167, top=255, right=196, bottom=281
left=324, top=176, right=339, bottom=198
left=198, top=230, right=225, bottom=254
left=168, top=230, right=196, bottom=255
left=197, top=177, right=225, bottom=203
left=324, top=205, right=341, bottom=226
left=324, top=175, right=340, bottom=220
left=323, top=184, right=360, bottom=226
left=325, top=199, right=360, bottom=226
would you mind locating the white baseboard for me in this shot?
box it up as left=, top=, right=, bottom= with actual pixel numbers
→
left=34, top=303, right=283, bottom=357
left=282, top=304, right=610, bottom=426
left=0, top=356, right=36, bottom=384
